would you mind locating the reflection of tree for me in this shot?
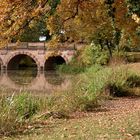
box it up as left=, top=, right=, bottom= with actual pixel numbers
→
left=45, top=72, right=65, bottom=85
left=19, top=56, right=36, bottom=67
left=8, top=70, right=37, bottom=85
left=18, top=56, right=37, bottom=70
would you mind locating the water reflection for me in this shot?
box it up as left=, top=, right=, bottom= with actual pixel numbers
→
left=0, top=70, right=72, bottom=94
left=45, top=71, right=65, bottom=85
left=8, top=70, right=37, bottom=85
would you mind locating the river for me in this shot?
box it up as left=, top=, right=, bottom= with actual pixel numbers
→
left=0, top=70, right=72, bottom=95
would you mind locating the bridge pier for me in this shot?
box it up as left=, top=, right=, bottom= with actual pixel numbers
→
left=1, top=65, right=7, bottom=73
left=38, top=66, right=44, bottom=71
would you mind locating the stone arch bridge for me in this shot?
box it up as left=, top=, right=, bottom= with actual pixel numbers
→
left=0, top=42, right=78, bottom=71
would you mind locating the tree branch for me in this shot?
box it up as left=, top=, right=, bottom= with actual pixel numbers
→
left=62, top=0, right=81, bottom=24
left=12, top=0, right=50, bottom=37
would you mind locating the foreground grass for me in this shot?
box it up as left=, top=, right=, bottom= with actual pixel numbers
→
left=5, top=107, right=140, bottom=140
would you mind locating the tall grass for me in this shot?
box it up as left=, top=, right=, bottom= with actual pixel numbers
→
left=78, top=65, right=140, bottom=97
left=0, top=93, right=42, bottom=136
left=44, top=65, right=140, bottom=115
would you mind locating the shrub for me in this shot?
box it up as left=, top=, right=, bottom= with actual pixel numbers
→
left=58, top=44, right=109, bottom=74
left=80, top=44, right=109, bottom=66
left=127, top=73, right=140, bottom=88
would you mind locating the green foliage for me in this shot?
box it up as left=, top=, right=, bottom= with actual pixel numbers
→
left=48, top=0, right=60, bottom=14
left=80, top=44, right=109, bottom=66
left=18, top=17, right=49, bottom=42
left=113, top=49, right=127, bottom=58
left=126, top=0, right=140, bottom=16
left=77, top=65, right=140, bottom=98
left=58, top=64, right=85, bottom=74
left=85, top=64, right=103, bottom=74
left=127, top=73, right=140, bottom=87
left=58, top=44, right=109, bottom=75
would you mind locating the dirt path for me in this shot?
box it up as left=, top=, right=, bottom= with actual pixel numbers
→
left=71, top=97, right=140, bottom=120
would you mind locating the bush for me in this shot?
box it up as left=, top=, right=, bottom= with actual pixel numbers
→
left=127, top=73, right=140, bottom=88
left=80, top=44, right=109, bottom=66
left=58, top=44, right=109, bottom=74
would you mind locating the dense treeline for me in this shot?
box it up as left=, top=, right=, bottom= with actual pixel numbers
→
left=0, top=0, right=140, bottom=51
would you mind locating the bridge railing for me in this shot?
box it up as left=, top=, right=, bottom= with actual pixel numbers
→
left=0, top=42, right=46, bottom=50
left=0, top=42, right=82, bottom=51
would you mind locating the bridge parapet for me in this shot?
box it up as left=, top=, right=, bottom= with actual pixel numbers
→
left=2, top=42, right=46, bottom=50
left=1, top=42, right=78, bottom=51
left=0, top=42, right=77, bottom=54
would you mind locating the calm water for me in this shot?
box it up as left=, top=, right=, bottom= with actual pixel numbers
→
left=0, top=70, right=72, bottom=95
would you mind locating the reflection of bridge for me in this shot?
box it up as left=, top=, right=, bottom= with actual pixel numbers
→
left=0, top=72, right=72, bottom=92
left=0, top=42, right=77, bottom=71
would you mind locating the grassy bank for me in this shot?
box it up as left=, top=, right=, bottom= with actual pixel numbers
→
left=0, top=65, right=140, bottom=138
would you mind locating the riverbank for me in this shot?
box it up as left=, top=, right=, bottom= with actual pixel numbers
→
left=1, top=63, right=140, bottom=140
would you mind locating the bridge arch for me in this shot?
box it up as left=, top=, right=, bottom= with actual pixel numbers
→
left=45, top=55, right=66, bottom=71
left=6, top=52, right=40, bottom=70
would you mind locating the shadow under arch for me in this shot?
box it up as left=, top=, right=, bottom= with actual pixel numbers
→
left=0, top=57, right=3, bottom=71
left=45, top=55, right=66, bottom=71
left=7, top=54, right=38, bottom=70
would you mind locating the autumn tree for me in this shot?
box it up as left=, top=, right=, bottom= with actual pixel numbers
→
left=18, top=0, right=60, bottom=42
left=47, top=0, right=140, bottom=56
left=1, top=0, right=140, bottom=52
left=0, top=0, right=60, bottom=46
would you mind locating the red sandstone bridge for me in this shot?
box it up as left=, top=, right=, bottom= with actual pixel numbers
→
left=0, top=42, right=80, bottom=71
